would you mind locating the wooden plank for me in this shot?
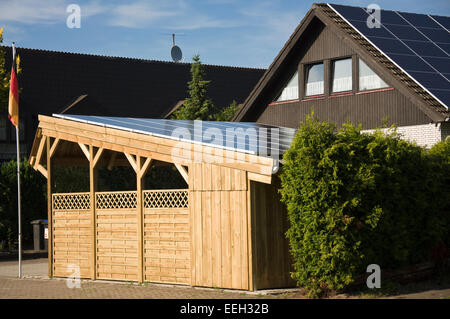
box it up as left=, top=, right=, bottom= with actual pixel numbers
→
left=220, top=191, right=232, bottom=288
left=89, top=145, right=96, bottom=280
left=193, top=163, right=202, bottom=191
left=231, top=191, right=242, bottom=289
left=124, top=152, right=137, bottom=173
left=136, top=156, right=144, bottom=283
left=78, top=143, right=90, bottom=161
left=36, top=164, right=48, bottom=179
left=212, top=164, right=222, bottom=191
left=46, top=136, right=53, bottom=278
left=240, top=189, right=249, bottom=290
left=139, top=157, right=153, bottom=179
left=49, top=138, right=60, bottom=158
left=34, top=137, right=46, bottom=169
left=221, top=166, right=231, bottom=191
left=211, top=191, right=222, bottom=288
left=194, top=191, right=202, bottom=285
left=92, top=147, right=104, bottom=168
left=247, top=180, right=255, bottom=291
left=248, top=172, right=272, bottom=185
left=202, top=163, right=212, bottom=191
left=201, top=191, right=212, bottom=286
left=174, top=163, right=189, bottom=184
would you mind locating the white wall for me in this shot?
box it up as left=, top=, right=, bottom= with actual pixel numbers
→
left=362, top=122, right=448, bottom=148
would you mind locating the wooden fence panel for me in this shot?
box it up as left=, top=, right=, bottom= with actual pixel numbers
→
left=52, top=193, right=91, bottom=278
left=143, top=190, right=190, bottom=285
left=95, top=191, right=138, bottom=281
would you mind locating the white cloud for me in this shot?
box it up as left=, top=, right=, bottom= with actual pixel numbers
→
left=0, top=0, right=105, bottom=25
left=108, top=1, right=181, bottom=28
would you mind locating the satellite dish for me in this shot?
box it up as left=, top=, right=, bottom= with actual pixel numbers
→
left=171, top=33, right=183, bottom=62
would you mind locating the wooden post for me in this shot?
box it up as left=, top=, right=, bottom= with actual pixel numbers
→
left=46, top=136, right=53, bottom=278
left=136, top=156, right=144, bottom=283
left=89, top=145, right=98, bottom=280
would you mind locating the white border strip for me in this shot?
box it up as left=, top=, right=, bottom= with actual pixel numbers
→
left=327, top=3, right=449, bottom=110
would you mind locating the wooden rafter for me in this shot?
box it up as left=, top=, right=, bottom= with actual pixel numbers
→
left=92, top=147, right=104, bottom=168
left=174, top=163, right=189, bottom=184
left=138, top=157, right=153, bottom=179
left=124, top=152, right=138, bottom=173
left=36, top=164, right=48, bottom=178
left=34, top=137, right=46, bottom=169
left=49, top=138, right=60, bottom=158
left=78, top=142, right=90, bottom=160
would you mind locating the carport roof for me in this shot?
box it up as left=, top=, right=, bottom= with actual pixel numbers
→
left=53, top=114, right=297, bottom=159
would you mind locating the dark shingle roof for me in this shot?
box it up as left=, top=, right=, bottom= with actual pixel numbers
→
left=3, top=46, right=265, bottom=119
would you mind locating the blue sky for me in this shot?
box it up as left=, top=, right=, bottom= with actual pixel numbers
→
left=1, top=0, right=449, bottom=68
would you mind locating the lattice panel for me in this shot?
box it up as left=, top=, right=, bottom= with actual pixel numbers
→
left=52, top=193, right=91, bottom=211
left=96, top=191, right=137, bottom=209
left=143, top=190, right=189, bottom=208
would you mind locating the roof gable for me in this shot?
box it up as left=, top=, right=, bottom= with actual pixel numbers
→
left=234, top=3, right=449, bottom=122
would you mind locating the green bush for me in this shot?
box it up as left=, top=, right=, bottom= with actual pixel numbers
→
left=0, top=159, right=47, bottom=251
left=279, top=115, right=450, bottom=297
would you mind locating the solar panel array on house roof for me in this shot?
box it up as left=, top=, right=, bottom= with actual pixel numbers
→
left=328, top=3, right=450, bottom=109
left=53, top=114, right=297, bottom=159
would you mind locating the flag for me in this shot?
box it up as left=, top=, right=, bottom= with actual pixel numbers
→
left=8, top=53, right=19, bottom=127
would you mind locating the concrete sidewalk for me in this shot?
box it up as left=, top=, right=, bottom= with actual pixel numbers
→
left=0, top=258, right=48, bottom=279
left=0, top=259, right=269, bottom=299
left=0, top=277, right=266, bottom=299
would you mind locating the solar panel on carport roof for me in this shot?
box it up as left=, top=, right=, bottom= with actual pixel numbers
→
left=53, top=114, right=297, bottom=159
left=328, top=3, right=450, bottom=108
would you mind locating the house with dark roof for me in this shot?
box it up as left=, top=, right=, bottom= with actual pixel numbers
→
left=233, top=3, right=450, bottom=148
left=0, top=47, right=265, bottom=160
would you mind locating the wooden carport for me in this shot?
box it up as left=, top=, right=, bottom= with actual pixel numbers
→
left=29, top=114, right=295, bottom=290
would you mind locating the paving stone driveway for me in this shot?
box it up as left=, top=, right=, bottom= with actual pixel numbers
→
left=0, top=259, right=271, bottom=299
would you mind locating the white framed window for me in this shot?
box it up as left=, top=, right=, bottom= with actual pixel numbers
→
left=276, top=71, right=299, bottom=101
left=331, top=58, right=352, bottom=93
left=359, top=59, right=388, bottom=91
left=305, top=63, right=324, bottom=96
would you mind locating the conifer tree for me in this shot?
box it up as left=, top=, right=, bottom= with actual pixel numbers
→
left=172, top=54, right=218, bottom=120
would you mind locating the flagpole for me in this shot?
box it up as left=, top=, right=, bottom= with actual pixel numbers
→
left=12, top=42, right=22, bottom=279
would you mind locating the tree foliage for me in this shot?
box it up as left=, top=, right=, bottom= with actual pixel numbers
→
left=0, top=159, right=47, bottom=251
left=172, top=55, right=218, bottom=120
left=215, top=100, right=239, bottom=121
left=279, top=114, right=450, bottom=297
left=0, top=27, right=9, bottom=111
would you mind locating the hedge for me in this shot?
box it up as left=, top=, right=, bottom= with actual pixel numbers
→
left=0, top=159, right=47, bottom=251
left=279, top=115, right=450, bottom=297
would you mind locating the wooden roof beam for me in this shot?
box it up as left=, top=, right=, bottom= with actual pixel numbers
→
left=174, top=163, right=188, bottom=184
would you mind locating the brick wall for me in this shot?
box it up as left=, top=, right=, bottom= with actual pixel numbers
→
left=362, top=123, right=445, bottom=148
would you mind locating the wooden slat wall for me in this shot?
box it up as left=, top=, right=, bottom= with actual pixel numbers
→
left=52, top=209, right=91, bottom=278
left=96, top=208, right=138, bottom=281
left=190, top=163, right=250, bottom=290
left=250, top=180, right=295, bottom=290
left=247, top=20, right=433, bottom=129
left=143, top=208, right=190, bottom=284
